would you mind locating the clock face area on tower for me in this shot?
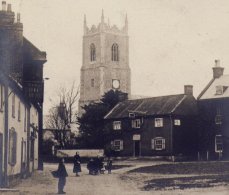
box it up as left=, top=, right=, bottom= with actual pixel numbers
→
left=112, top=79, right=120, bottom=89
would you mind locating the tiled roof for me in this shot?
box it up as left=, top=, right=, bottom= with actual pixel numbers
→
left=23, top=37, right=46, bottom=62
left=105, top=94, right=196, bottom=119
left=198, top=75, right=229, bottom=100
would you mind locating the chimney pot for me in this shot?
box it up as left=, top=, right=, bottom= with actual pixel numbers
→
left=215, top=59, right=220, bottom=67
left=184, top=85, right=193, bottom=95
left=7, top=4, right=11, bottom=12
left=17, top=13, right=20, bottom=23
left=2, top=1, right=6, bottom=11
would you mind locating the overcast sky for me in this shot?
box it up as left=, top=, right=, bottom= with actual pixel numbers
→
left=6, top=0, right=229, bottom=114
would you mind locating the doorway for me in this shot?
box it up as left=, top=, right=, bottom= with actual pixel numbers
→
left=134, top=141, right=141, bottom=157
left=0, top=133, right=3, bottom=187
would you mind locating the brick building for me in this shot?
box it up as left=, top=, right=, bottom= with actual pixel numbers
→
left=198, top=60, right=229, bottom=160
left=104, top=86, right=198, bottom=158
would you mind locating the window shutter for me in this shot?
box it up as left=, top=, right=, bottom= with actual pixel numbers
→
left=12, top=132, right=17, bottom=165
left=162, top=139, right=165, bottom=149
left=120, top=140, right=123, bottom=150
left=151, top=139, right=155, bottom=150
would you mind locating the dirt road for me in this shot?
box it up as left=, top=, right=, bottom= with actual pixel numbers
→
left=12, top=161, right=229, bottom=195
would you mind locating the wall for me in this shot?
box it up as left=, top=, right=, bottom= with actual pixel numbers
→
left=7, top=87, right=27, bottom=177
left=198, top=98, right=229, bottom=160
left=108, top=116, right=173, bottom=157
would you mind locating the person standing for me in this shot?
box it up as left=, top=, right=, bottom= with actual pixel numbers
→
left=57, top=158, right=68, bottom=194
left=73, top=152, right=81, bottom=176
left=107, top=157, right=112, bottom=174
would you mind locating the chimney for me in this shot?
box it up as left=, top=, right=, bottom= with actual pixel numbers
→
left=2, top=1, right=6, bottom=11
left=7, top=4, right=11, bottom=12
left=118, top=92, right=128, bottom=102
left=213, top=59, right=224, bottom=79
left=184, top=85, right=193, bottom=95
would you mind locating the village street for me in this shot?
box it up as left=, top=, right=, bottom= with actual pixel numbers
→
left=2, top=160, right=228, bottom=195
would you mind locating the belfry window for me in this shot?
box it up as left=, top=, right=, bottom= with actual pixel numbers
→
left=111, top=43, right=119, bottom=61
left=90, top=43, right=96, bottom=62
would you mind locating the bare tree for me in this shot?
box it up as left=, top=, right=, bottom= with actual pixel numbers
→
left=45, top=81, right=80, bottom=130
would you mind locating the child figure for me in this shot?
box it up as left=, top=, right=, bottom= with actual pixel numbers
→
left=107, top=157, right=112, bottom=174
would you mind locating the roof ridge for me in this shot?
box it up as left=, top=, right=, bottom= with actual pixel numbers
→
left=170, top=95, right=187, bottom=113
left=127, top=94, right=184, bottom=102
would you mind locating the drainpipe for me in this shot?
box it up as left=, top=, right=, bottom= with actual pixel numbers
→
left=26, top=104, right=30, bottom=176
left=3, top=84, right=9, bottom=187
left=170, top=114, right=174, bottom=161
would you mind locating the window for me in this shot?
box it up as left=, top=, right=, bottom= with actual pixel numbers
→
left=111, top=43, right=119, bottom=61
left=129, top=113, right=135, bottom=118
left=18, top=101, right=21, bottom=121
left=215, top=135, right=223, bottom=152
left=215, top=85, right=228, bottom=95
left=21, top=139, right=26, bottom=163
left=0, top=85, right=3, bottom=111
left=90, top=43, right=96, bottom=61
left=8, top=128, right=17, bottom=166
left=215, top=107, right=222, bottom=125
left=113, top=121, right=121, bottom=130
left=152, top=137, right=165, bottom=150
left=174, top=119, right=181, bottom=126
left=12, top=93, right=15, bottom=118
left=155, top=118, right=163, bottom=127
left=132, top=119, right=141, bottom=128
left=111, top=140, right=123, bottom=151
left=91, top=79, right=94, bottom=87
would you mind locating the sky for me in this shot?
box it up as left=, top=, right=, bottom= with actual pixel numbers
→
left=5, top=0, right=229, bottom=114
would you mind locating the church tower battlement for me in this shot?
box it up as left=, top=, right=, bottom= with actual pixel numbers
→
left=84, top=10, right=128, bottom=36
left=79, top=10, right=131, bottom=114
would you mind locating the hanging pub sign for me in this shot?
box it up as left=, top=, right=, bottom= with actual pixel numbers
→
left=23, top=81, right=44, bottom=103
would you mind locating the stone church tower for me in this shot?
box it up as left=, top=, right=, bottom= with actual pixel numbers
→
left=79, top=11, right=131, bottom=114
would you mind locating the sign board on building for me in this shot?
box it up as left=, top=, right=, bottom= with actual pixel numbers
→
left=133, top=134, right=141, bottom=141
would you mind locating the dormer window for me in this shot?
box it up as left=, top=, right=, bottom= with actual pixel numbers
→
left=215, top=85, right=228, bottom=95
left=129, top=113, right=135, bottom=118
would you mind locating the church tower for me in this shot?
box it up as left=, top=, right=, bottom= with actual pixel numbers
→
left=79, top=11, right=131, bottom=114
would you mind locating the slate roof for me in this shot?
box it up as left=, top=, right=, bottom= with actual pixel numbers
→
left=23, top=37, right=46, bottom=62
left=105, top=94, right=197, bottom=119
left=198, top=75, right=229, bottom=100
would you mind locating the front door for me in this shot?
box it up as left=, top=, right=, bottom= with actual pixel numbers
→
left=134, top=141, right=140, bottom=157
left=0, top=133, right=3, bottom=187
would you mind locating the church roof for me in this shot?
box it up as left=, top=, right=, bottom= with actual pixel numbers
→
left=105, top=94, right=197, bottom=119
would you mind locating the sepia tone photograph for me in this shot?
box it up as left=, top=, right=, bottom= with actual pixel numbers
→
left=0, top=0, right=229, bottom=194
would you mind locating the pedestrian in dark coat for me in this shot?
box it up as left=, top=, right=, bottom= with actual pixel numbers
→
left=73, top=152, right=81, bottom=176
left=57, top=158, right=68, bottom=194
left=107, top=157, right=112, bottom=174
